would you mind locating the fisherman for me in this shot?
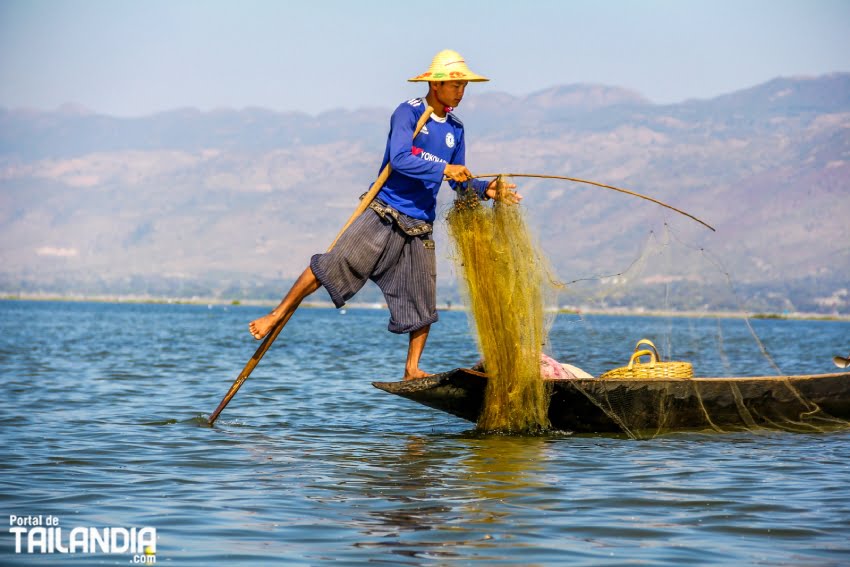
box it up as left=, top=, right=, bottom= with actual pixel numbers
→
left=248, top=49, right=520, bottom=380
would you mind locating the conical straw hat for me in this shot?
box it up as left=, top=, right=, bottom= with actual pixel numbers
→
left=408, top=49, right=489, bottom=82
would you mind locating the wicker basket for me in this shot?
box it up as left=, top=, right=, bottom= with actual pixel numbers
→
left=600, top=339, right=693, bottom=380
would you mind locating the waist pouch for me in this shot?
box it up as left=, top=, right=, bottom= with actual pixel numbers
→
left=365, top=196, right=433, bottom=237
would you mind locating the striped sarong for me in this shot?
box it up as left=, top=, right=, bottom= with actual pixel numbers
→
left=310, top=207, right=437, bottom=334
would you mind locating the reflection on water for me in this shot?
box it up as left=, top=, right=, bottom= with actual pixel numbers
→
left=456, top=435, right=550, bottom=510
left=329, top=434, right=555, bottom=563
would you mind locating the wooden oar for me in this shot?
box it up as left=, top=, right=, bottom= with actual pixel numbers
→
left=207, top=105, right=434, bottom=425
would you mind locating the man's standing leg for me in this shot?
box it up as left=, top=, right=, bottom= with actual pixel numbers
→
left=375, top=234, right=437, bottom=381
left=404, top=325, right=431, bottom=381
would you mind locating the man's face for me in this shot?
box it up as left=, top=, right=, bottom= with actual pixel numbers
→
left=432, top=80, right=468, bottom=108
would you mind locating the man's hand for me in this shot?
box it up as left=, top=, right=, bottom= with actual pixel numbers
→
left=444, top=164, right=473, bottom=182
left=485, top=179, right=522, bottom=204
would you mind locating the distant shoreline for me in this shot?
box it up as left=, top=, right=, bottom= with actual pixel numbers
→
left=2, top=294, right=847, bottom=322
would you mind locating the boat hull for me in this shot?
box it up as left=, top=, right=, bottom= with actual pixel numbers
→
left=373, top=369, right=850, bottom=434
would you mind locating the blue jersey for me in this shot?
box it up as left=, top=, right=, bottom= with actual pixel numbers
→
left=375, top=98, right=489, bottom=222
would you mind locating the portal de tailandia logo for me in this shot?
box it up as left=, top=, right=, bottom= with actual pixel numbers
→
left=9, top=514, right=157, bottom=563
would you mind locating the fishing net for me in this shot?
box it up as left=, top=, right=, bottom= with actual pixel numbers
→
left=440, top=177, right=849, bottom=439
left=552, top=225, right=850, bottom=439
left=566, top=371, right=850, bottom=440
left=446, top=178, right=558, bottom=432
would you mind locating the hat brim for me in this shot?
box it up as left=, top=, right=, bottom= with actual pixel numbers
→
left=408, top=73, right=489, bottom=83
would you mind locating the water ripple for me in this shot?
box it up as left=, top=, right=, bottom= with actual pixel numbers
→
left=1, top=301, right=849, bottom=564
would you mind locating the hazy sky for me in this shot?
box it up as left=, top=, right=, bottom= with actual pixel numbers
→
left=1, top=0, right=848, bottom=116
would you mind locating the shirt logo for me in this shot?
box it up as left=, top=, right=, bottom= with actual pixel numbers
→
left=445, top=133, right=455, bottom=148
left=420, top=125, right=429, bottom=135
left=407, top=98, right=423, bottom=107
left=411, top=145, right=447, bottom=164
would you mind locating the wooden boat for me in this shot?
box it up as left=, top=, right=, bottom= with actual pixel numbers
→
left=373, top=369, right=850, bottom=434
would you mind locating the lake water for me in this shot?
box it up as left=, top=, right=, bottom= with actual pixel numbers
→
left=1, top=300, right=849, bottom=565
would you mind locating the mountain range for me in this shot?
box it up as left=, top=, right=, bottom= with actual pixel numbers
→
left=1, top=73, right=848, bottom=314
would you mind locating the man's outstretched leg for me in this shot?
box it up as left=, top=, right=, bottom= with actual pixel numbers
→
left=248, top=266, right=321, bottom=340
left=404, top=325, right=431, bottom=381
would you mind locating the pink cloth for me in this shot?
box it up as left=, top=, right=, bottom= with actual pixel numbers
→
left=540, top=353, right=575, bottom=380
left=473, top=354, right=577, bottom=380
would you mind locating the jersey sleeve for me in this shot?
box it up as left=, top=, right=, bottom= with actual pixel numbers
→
left=388, top=104, right=446, bottom=183
left=448, top=127, right=489, bottom=199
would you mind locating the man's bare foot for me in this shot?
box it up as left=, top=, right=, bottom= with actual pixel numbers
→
left=248, top=312, right=281, bottom=340
left=403, top=368, right=431, bottom=381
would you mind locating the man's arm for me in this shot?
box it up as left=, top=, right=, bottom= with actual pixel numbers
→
left=387, top=105, right=446, bottom=182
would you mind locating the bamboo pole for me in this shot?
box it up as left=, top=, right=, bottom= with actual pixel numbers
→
left=471, top=173, right=715, bottom=232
